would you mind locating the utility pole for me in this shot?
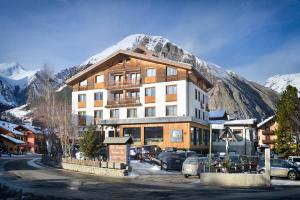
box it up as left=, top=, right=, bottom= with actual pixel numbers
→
left=208, top=124, right=212, bottom=172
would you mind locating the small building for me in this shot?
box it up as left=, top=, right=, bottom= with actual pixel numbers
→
left=211, top=118, right=257, bottom=155
left=14, top=124, right=44, bottom=154
left=0, top=120, right=24, bottom=141
left=0, top=134, right=26, bottom=154
left=257, top=116, right=277, bottom=149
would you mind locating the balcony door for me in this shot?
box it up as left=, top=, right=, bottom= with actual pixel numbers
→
left=113, top=74, right=123, bottom=83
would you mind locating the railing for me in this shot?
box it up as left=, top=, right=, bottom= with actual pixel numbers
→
left=261, top=130, right=275, bottom=135
left=106, top=97, right=141, bottom=108
left=262, top=139, right=276, bottom=144
left=106, top=78, right=141, bottom=90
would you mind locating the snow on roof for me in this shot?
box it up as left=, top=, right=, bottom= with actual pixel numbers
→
left=21, top=124, right=42, bottom=134
left=224, top=119, right=257, bottom=126
left=0, top=120, right=24, bottom=135
left=0, top=134, right=25, bottom=144
left=209, top=120, right=226, bottom=125
left=5, top=104, right=31, bottom=119
left=257, top=115, right=275, bottom=128
left=209, top=109, right=226, bottom=118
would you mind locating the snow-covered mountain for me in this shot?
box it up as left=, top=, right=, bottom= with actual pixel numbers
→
left=264, top=73, right=300, bottom=95
left=0, top=62, right=44, bottom=112
left=79, top=34, right=277, bottom=120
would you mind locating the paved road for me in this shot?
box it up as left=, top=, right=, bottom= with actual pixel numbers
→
left=1, top=156, right=300, bottom=200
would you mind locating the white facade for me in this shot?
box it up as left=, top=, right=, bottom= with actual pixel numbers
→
left=72, top=80, right=209, bottom=127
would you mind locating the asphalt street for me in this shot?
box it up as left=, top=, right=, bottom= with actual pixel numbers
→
left=1, top=155, right=300, bottom=200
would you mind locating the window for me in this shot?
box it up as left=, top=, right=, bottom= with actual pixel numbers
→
left=195, top=108, right=198, bottom=118
left=127, top=91, right=140, bottom=98
left=145, top=107, right=155, bottom=117
left=198, top=91, right=201, bottom=101
left=128, top=73, right=140, bottom=80
left=146, top=68, right=156, bottom=77
left=94, top=92, right=103, bottom=100
left=78, top=94, right=86, bottom=102
left=167, top=67, right=177, bottom=76
left=195, top=89, right=197, bottom=100
left=203, top=112, right=205, bottom=120
left=113, top=74, right=123, bottom=82
left=113, top=92, right=123, bottom=100
left=198, top=110, right=201, bottom=119
left=110, top=109, right=119, bottom=118
left=202, top=94, right=205, bottom=104
left=94, top=110, right=103, bottom=119
left=199, top=128, right=203, bottom=144
left=145, top=87, right=155, bottom=96
left=127, top=108, right=137, bottom=118
left=166, top=105, right=177, bottom=116
left=123, top=128, right=141, bottom=141
left=95, top=75, right=104, bottom=83
left=144, top=127, right=163, bottom=144
left=79, top=80, right=87, bottom=86
left=166, top=85, right=177, bottom=95
left=233, top=130, right=243, bottom=141
left=78, top=111, right=86, bottom=117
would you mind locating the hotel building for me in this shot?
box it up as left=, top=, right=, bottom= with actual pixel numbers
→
left=65, top=47, right=213, bottom=152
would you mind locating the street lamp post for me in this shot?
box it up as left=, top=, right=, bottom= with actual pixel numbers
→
left=209, top=124, right=212, bottom=172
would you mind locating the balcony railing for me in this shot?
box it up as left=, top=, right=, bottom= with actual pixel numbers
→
left=262, top=139, right=276, bottom=144
left=106, top=78, right=141, bottom=90
left=106, top=97, right=141, bottom=108
left=262, top=130, right=275, bottom=135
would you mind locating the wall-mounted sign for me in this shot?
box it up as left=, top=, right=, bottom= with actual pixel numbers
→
left=170, top=130, right=183, bottom=142
left=109, top=145, right=127, bottom=163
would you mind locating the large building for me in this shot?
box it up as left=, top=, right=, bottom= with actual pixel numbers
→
left=66, top=47, right=213, bottom=152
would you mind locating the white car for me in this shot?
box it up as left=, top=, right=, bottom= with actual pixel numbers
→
left=288, top=156, right=300, bottom=166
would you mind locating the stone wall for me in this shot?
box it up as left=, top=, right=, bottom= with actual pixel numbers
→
left=61, top=159, right=129, bottom=177
left=200, top=173, right=270, bottom=187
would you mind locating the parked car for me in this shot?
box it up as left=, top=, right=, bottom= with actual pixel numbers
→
left=257, top=158, right=300, bottom=180
left=182, top=156, right=208, bottom=178
left=160, top=152, right=186, bottom=171
left=130, top=147, right=141, bottom=159
left=141, top=145, right=161, bottom=158
left=288, top=156, right=300, bottom=166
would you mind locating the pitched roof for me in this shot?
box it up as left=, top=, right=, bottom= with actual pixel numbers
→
left=103, top=136, right=133, bottom=144
left=15, top=124, right=42, bottom=134
left=257, top=115, right=275, bottom=128
left=0, top=134, right=26, bottom=144
left=65, top=49, right=213, bottom=88
left=0, top=121, right=24, bottom=136
left=224, top=119, right=257, bottom=126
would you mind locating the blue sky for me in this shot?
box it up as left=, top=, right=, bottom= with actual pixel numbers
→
left=0, top=0, right=299, bottom=83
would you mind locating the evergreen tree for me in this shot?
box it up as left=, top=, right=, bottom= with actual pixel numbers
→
left=275, top=85, right=299, bottom=158
left=80, top=126, right=101, bottom=160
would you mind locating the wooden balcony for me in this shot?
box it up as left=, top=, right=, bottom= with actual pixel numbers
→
left=78, top=118, right=86, bottom=126
left=106, top=97, right=141, bottom=108
left=166, top=94, right=177, bottom=102
left=78, top=101, right=86, bottom=108
left=106, top=79, right=141, bottom=90
left=262, top=139, right=276, bottom=144
left=95, top=82, right=104, bottom=89
left=262, top=130, right=275, bottom=135
left=166, top=75, right=178, bottom=82
left=145, top=96, right=155, bottom=103
left=145, top=76, right=156, bottom=84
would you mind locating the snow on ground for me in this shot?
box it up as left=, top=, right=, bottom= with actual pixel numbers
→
left=129, top=160, right=179, bottom=176
left=271, top=179, right=300, bottom=186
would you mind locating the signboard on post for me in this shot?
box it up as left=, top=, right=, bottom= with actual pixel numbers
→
left=170, top=130, right=183, bottom=142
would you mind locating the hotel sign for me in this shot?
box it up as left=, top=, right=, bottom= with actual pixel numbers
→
left=170, top=130, right=183, bottom=142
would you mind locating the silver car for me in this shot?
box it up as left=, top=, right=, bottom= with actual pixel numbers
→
left=258, top=158, right=300, bottom=180
left=182, top=156, right=208, bottom=178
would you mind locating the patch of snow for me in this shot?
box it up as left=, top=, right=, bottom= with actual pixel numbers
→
left=27, top=158, right=46, bottom=169
left=257, top=115, right=275, bottom=128
left=130, top=160, right=179, bottom=176
left=5, top=104, right=31, bottom=119
left=0, top=120, right=24, bottom=135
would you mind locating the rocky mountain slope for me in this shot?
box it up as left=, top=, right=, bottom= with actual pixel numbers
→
left=264, top=73, right=300, bottom=96
left=79, top=34, right=278, bottom=120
